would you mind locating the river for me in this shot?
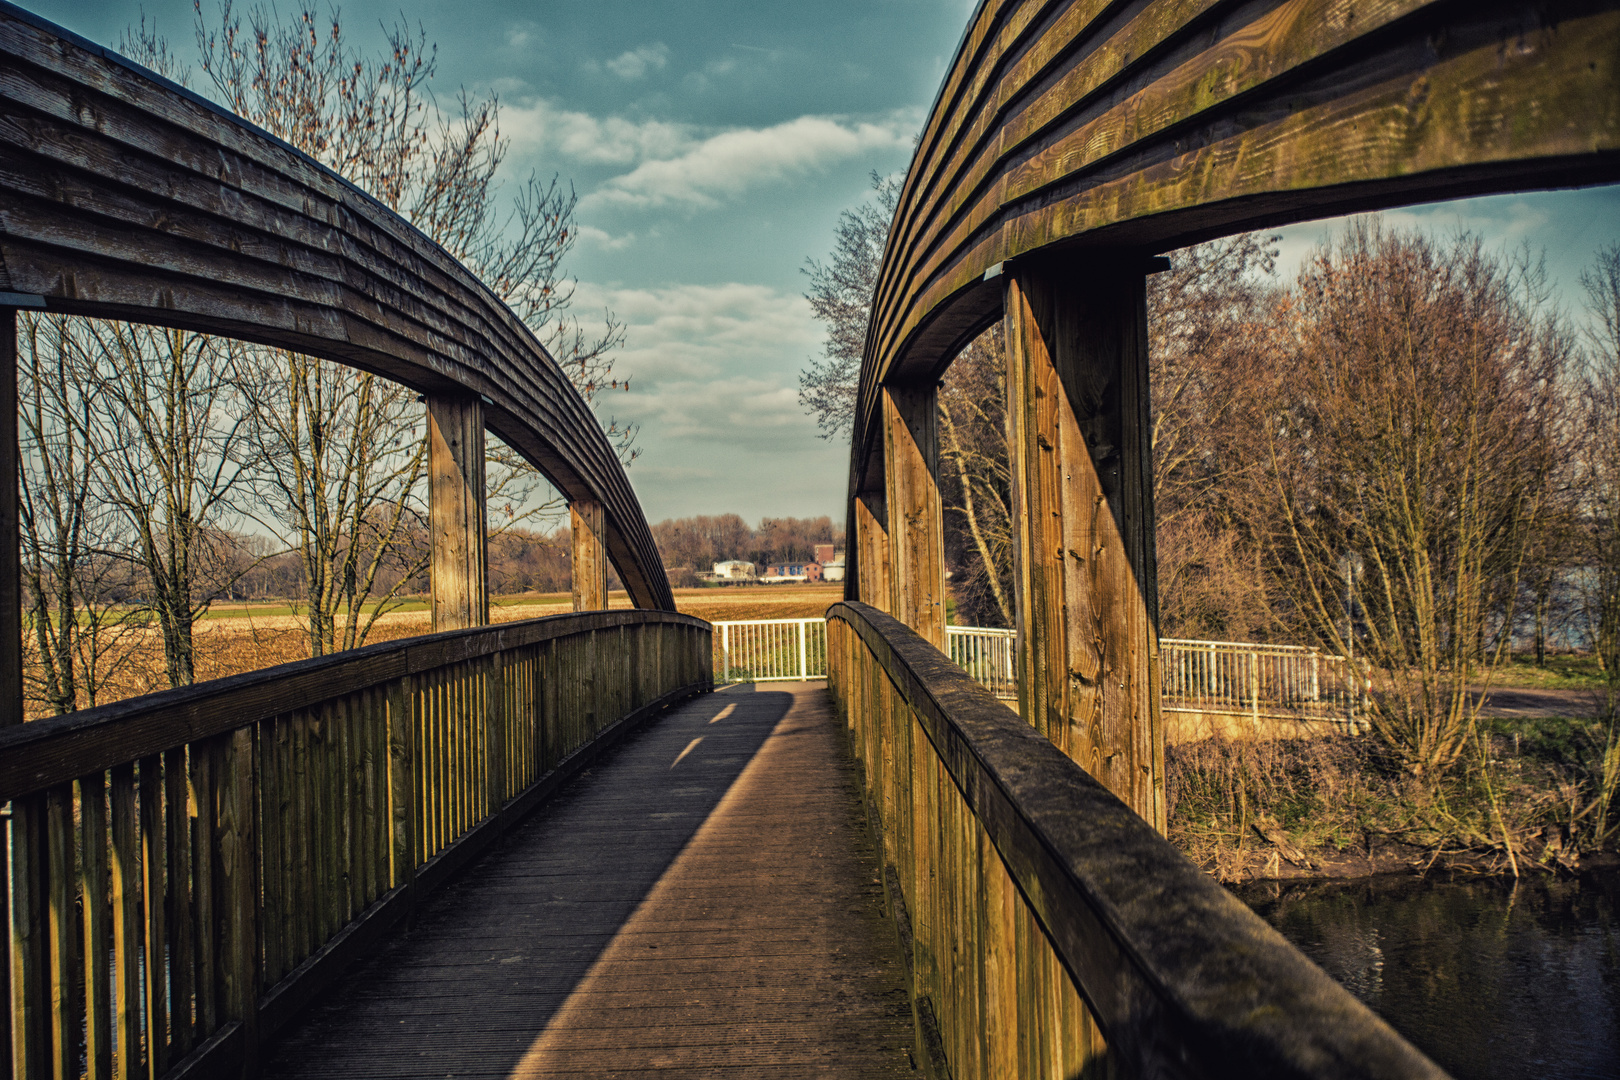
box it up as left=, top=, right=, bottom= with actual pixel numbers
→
left=1237, top=870, right=1620, bottom=1079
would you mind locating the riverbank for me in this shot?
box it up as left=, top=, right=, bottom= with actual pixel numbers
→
left=1167, top=714, right=1619, bottom=884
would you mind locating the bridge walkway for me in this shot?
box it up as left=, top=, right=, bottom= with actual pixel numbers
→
left=262, top=682, right=917, bottom=1078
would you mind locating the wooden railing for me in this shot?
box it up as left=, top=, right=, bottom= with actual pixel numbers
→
left=1, top=610, right=711, bottom=1079
left=826, top=601, right=1445, bottom=1080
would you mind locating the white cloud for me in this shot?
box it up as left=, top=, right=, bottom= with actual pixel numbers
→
left=582, top=114, right=914, bottom=212
left=576, top=225, right=638, bottom=252
left=500, top=99, right=692, bottom=166
left=605, top=43, right=670, bottom=80
left=572, top=281, right=820, bottom=443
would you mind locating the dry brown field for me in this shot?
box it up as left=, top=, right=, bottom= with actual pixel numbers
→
left=26, top=584, right=843, bottom=717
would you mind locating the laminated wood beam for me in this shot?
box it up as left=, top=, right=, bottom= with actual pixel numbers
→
left=1003, top=261, right=1165, bottom=831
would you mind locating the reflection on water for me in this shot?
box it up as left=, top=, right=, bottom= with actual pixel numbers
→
left=1236, top=871, right=1620, bottom=1080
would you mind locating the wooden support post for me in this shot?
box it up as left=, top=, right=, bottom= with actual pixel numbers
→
left=1, top=307, right=20, bottom=1080
left=852, top=490, right=892, bottom=611
left=427, top=394, right=488, bottom=632
left=882, top=385, right=946, bottom=649
left=1003, top=261, right=1166, bottom=831
left=569, top=501, right=608, bottom=612
left=0, top=306, right=20, bottom=728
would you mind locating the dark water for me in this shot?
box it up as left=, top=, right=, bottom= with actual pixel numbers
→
left=1237, top=871, right=1620, bottom=1079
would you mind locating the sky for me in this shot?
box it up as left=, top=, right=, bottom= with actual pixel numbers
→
left=23, top=0, right=1620, bottom=529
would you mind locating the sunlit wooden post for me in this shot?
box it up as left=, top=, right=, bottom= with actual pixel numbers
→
left=570, top=500, right=608, bottom=611
left=427, top=393, right=488, bottom=632
left=1003, top=260, right=1166, bottom=831
left=882, top=384, right=947, bottom=649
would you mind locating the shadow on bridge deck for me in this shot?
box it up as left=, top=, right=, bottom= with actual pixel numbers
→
left=263, top=682, right=916, bottom=1078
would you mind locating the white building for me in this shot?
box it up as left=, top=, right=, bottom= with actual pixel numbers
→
left=711, top=560, right=756, bottom=580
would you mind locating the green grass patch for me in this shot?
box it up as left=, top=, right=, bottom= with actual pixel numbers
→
left=1489, top=654, right=1608, bottom=690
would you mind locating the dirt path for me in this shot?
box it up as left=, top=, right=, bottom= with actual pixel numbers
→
left=1472, top=685, right=1604, bottom=719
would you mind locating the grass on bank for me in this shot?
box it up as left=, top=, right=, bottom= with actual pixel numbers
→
left=1168, top=712, right=1620, bottom=881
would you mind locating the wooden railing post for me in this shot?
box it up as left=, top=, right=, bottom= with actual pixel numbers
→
left=1003, top=261, right=1166, bottom=832
left=427, top=394, right=488, bottom=632
left=220, top=727, right=260, bottom=1075
left=882, top=384, right=946, bottom=648
left=570, top=501, right=608, bottom=611
left=6, top=796, right=42, bottom=1080
left=387, top=677, right=417, bottom=905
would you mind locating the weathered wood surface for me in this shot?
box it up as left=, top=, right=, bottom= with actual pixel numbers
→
left=0, top=610, right=704, bottom=801
left=0, top=3, right=673, bottom=611
left=849, top=490, right=893, bottom=611
left=882, top=385, right=947, bottom=648
left=849, top=0, right=1620, bottom=503
left=570, top=500, right=609, bottom=611
left=827, top=601, right=1448, bottom=1080
left=1004, top=262, right=1165, bottom=828
left=0, top=308, right=16, bottom=730
left=2, top=610, right=712, bottom=1079
left=261, top=684, right=915, bottom=1079
left=428, top=393, right=490, bottom=631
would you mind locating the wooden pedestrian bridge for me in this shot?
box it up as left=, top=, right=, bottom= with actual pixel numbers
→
left=1, top=0, right=1614, bottom=1075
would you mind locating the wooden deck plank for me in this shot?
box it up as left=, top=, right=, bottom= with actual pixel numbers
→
left=264, top=683, right=916, bottom=1078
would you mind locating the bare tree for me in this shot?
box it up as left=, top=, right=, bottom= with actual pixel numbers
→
left=76, top=320, right=255, bottom=687
left=233, top=351, right=428, bottom=655
left=16, top=314, right=145, bottom=712
left=1581, top=244, right=1620, bottom=710
left=939, top=326, right=1014, bottom=626
left=1575, top=241, right=1620, bottom=845
left=799, top=172, right=900, bottom=440
left=1239, top=222, right=1571, bottom=778
left=1148, top=234, right=1282, bottom=641
left=181, top=2, right=629, bottom=652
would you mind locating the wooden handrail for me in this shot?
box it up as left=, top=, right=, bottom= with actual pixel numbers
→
left=827, top=601, right=1445, bottom=1079
left=0, top=609, right=704, bottom=802
left=5, top=611, right=712, bottom=1079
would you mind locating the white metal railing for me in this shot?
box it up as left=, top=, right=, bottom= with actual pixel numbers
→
left=714, top=618, right=828, bottom=682
left=715, top=621, right=1364, bottom=727
left=947, top=625, right=1018, bottom=699
left=1158, top=637, right=1366, bottom=724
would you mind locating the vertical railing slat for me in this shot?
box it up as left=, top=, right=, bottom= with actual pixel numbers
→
left=81, top=772, right=112, bottom=1080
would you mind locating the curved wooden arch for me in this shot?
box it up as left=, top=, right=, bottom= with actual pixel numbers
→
left=0, top=3, right=674, bottom=611
left=855, top=0, right=1620, bottom=481
left=848, top=0, right=1620, bottom=826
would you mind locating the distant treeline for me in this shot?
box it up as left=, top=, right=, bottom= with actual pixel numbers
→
left=650, top=515, right=842, bottom=587
left=224, top=513, right=844, bottom=600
